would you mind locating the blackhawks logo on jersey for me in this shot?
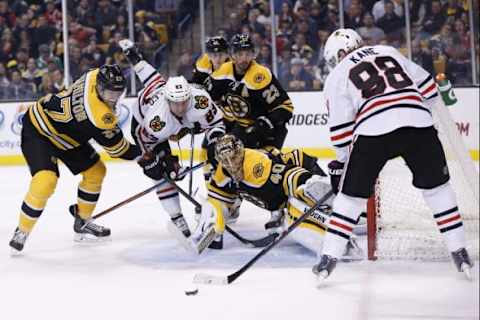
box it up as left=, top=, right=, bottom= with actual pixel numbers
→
left=194, top=95, right=209, bottom=109
left=149, top=115, right=165, bottom=132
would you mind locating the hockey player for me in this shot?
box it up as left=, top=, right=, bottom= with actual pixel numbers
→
left=9, top=64, right=141, bottom=252
left=204, top=33, right=294, bottom=151
left=314, top=29, right=473, bottom=281
left=189, top=134, right=332, bottom=254
left=191, top=36, right=230, bottom=85
left=119, top=39, right=225, bottom=238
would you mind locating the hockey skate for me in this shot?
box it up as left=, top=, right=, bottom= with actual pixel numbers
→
left=171, top=213, right=191, bottom=237
left=264, top=209, right=285, bottom=235
left=70, top=205, right=111, bottom=242
left=225, top=198, right=241, bottom=224
left=312, top=254, right=338, bottom=285
left=9, top=227, right=29, bottom=254
left=451, top=248, right=474, bottom=280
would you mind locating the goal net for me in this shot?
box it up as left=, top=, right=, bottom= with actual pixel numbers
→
left=367, top=96, right=479, bottom=261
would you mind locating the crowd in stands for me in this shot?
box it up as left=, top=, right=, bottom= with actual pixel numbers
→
left=201, top=0, right=477, bottom=90
left=0, top=0, right=477, bottom=101
left=0, top=0, right=195, bottom=101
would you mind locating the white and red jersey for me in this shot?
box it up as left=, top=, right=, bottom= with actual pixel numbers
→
left=130, top=61, right=225, bottom=153
left=324, top=45, right=438, bottom=162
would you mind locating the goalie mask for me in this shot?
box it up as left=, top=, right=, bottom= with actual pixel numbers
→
left=215, top=134, right=245, bottom=181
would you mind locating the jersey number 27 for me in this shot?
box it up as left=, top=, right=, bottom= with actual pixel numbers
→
left=349, top=56, right=413, bottom=99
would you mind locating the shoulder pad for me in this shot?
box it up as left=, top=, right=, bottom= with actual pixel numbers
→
left=212, top=165, right=232, bottom=187
left=195, top=53, right=213, bottom=74
left=84, top=69, right=118, bottom=130
left=242, top=61, right=272, bottom=90
left=211, top=61, right=235, bottom=81
left=242, top=149, right=272, bottom=187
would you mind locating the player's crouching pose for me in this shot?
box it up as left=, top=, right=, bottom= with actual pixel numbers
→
left=314, top=29, right=473, bottom=282
left=119, top=39, right=225, bottom=237
left=9, top=64, right=141, bottom=253
left=188, top=134, right=344, bottom=257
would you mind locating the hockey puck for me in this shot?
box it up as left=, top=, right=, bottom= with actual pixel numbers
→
left=184, top=287, right=199, bottom=296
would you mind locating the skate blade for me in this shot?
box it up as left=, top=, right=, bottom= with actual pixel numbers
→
left=461, top=263, right=473, bottom=281
left=74, top=233, right=111, bottom=243
left=166, top=221, right=197, bottom=254
left=10, top=248, right=23, bottom=257
left=315, top=271, right=329, bottom=288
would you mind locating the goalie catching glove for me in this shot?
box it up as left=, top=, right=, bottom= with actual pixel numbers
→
left=137, top=152, right=181, bottom=181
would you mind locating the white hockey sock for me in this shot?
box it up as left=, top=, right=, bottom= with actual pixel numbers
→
left=156, top=182, right=181, bottom=218
left=322, top=193, right=366, bottom=258
left=422, top=182, right=466, bottom=252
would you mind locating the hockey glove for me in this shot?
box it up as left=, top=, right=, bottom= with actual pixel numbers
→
left=328, top=160, right=344, bottom=195
left=161, top=154, right=182, bottom=180
left=118, top=39, right=143, bottom=65
left=250, top=116, right=275, bottom=147
left=137, top=152, right=164, bottom=180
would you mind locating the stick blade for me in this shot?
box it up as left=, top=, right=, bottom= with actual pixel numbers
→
left=193, top=273, right=228, bottom=285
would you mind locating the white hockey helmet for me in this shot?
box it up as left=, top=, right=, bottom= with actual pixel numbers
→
left=164, top=76, right=191, bottom=103
left=324, top=28, right=363, bottom=70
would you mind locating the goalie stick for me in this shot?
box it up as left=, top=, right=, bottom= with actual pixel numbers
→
left=162, top=174, right=279, bottom=248
left=193, top=189, right=334, bottom=285
left=87, top=161, right=207, bottom=222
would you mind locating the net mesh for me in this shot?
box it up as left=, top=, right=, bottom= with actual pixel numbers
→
left=372, top=99, right=479, bottom=261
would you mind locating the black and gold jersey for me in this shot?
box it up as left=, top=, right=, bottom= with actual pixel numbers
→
left=204, top=60, right=293, bottom=128
left=27, top=68, right=139, bottom=160
left=191, top=53, right=213, bottom=85
left=208, top=148, right=313, bottom=211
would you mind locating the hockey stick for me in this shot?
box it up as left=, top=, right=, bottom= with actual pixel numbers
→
left=188, top=130, right=195, bottom=196
left=88, top=161, right=207, bottom=222
left=193, top=189, right=334, bottom=285
left=163, top=175, right=277, bottom=248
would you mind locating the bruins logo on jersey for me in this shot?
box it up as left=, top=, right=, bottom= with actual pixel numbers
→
left=225, top=94, right=249, bottom=118
left=254, top=73, right=265, bottom=83
left=149, top=115, right=165, bottom=132
left=102, top=113, right=115, bottom=125
left=253, top=163, right=264, bottom=178
left=194, top=96, right=209, bottom=109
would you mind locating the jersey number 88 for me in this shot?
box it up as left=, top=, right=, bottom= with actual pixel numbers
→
left=349, top=56, right=413, bottom=99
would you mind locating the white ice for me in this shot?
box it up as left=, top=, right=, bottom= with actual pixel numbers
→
left=0, top=161, right=478, bottom=320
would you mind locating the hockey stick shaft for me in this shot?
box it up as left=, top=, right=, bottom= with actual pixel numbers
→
left=188, top=131, right=195, bottom=195
left=90, top=161, right=206, bottom=221
left=195, top=189, right=334, bottom=285
left=166, top=177, right=277, bottom=248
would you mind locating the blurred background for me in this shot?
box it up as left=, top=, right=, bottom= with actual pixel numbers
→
left=0, top=0, right=478, bottom=102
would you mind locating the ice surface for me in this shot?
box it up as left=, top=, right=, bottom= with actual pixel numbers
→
left=0, top=162, right=478, bottom=320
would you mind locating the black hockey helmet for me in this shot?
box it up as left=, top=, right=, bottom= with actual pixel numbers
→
left=96, top=64, right=126, bottom=92
left=229, top=33, right=255, bottom=54
left=206, top=36, right=228, bottom=53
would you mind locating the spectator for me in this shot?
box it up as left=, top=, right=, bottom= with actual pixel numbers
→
left=290, top=33, right=314, bottom=64
left=69, top=19, right=97, bottom=48
left=32, top=15, right=57, bottom=48
left=0, top=28, right=15, bottom=63
left=309, top=2, right=329, bottom=28
left=0, top=62, right=10, bottom=91
left=245, top=8, right=265, bottom=37
left=15, top=47, right=29, bottom=72
left=344, top=3, right=364, bottom=29
left=51, top=68, right=64, bottom=92
left=444, top=0, right=466, bottom=23
left=95, top=0, right=118, bottom=32
left=75, top=0, right=95, bottom=27
left=422, top=0, right=446, bottom=35
left=36, top=44, right=61, bottom=72
left=37, top=73, right=56, bottom=97
left=0, top=0, right=16, bottom=28
left=283, top=57, right=313, bottom=91
left=255, top=1, right=271, bottom=26
left=22, top=57, right=42, bottom=87
left=358, top=12, right=386, bottom=45
left=5, top=69, right=35, bottom=100
left=223, top=12, right=243, bottom=40
left=257, top=44, right=272, bottom=69
left=277, top=1, right=294, bottom=27
left=372, top=0, right=404, bottom=22
left=44, top=0, right=62, bottom=28
left=376, top=1, right=405, bottom=44
left=411, top=40, right=434, bottom=75
left=295, top=19, right=316, bottom=49
left=83, top=37, right=106, bottom=67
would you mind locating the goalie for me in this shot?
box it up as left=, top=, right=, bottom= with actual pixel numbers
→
left=189, top=134, right=341, bottom=257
